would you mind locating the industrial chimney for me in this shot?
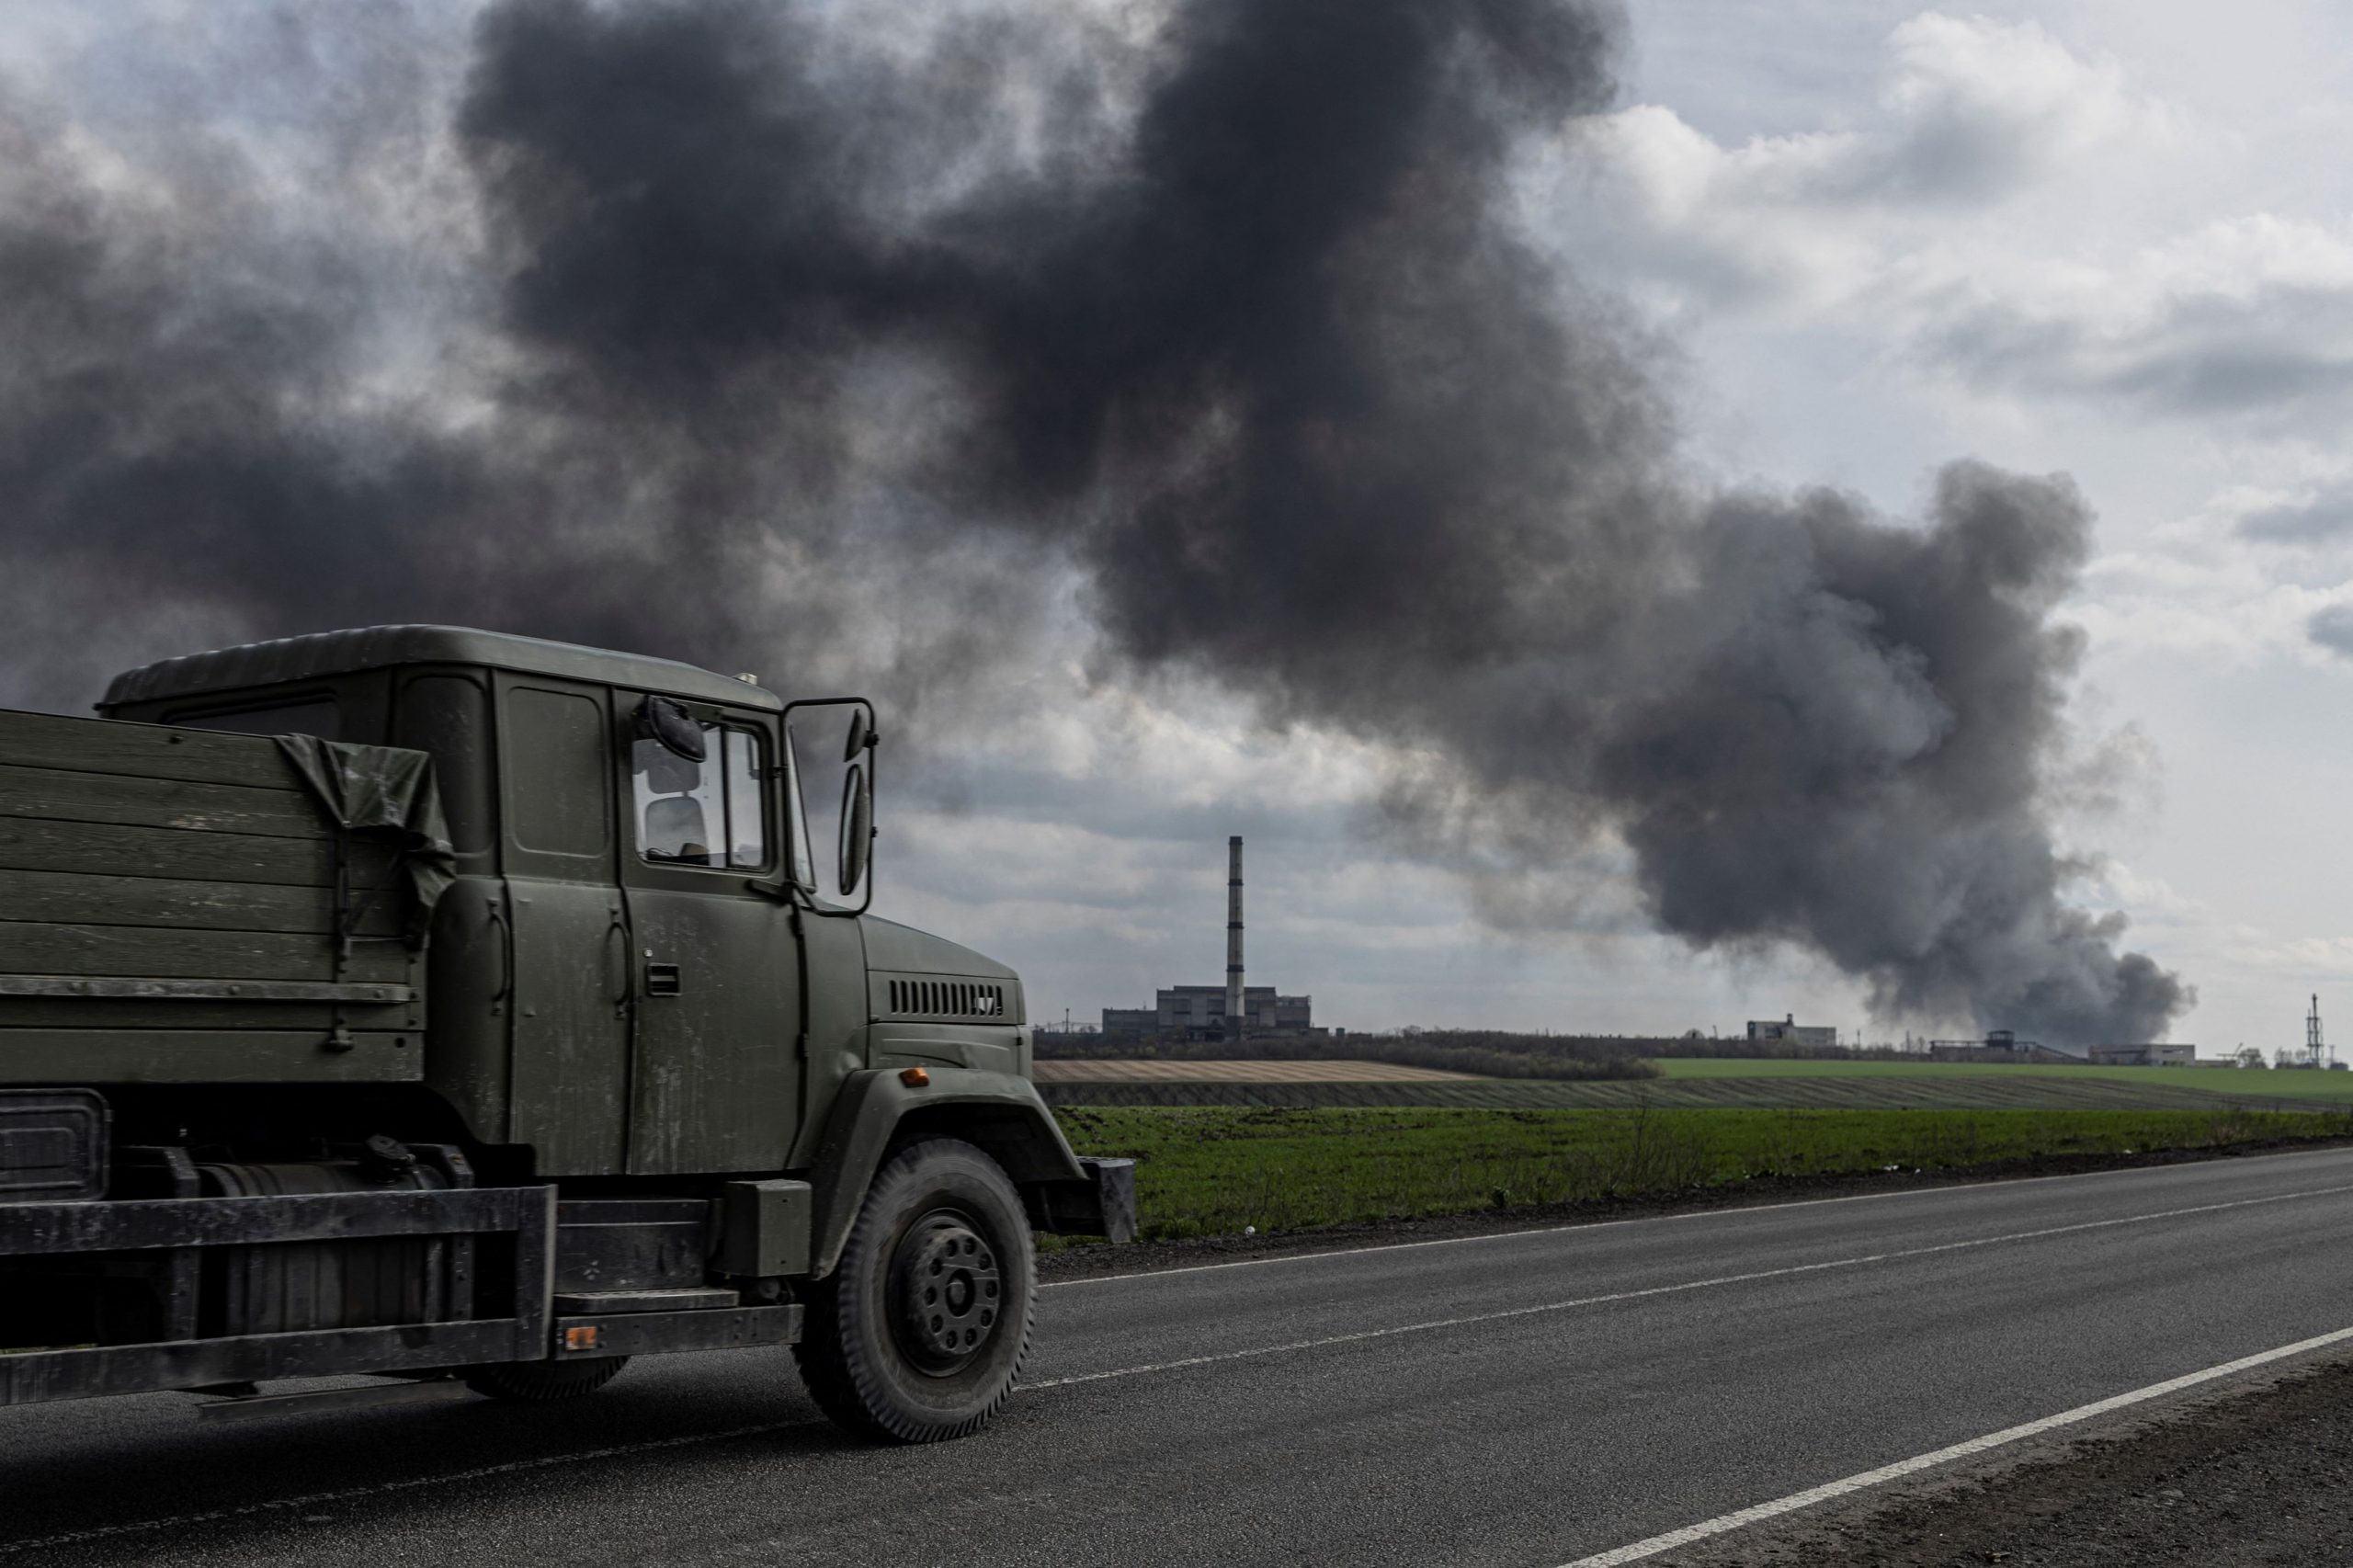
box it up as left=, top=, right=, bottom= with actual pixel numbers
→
left=1226, top=835, right=1245, bottom=1040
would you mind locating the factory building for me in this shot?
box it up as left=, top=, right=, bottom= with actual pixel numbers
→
left=1928, top=1030, right=2081, bottom=1064
left=1746, top=1015, right=1838, bottom=1050
left=2087, top=1043, right=2196, bottom=1067
left=1099, top=837, right=1315, bottom=1040
left=1150, top=985, right=1313, bottom=1036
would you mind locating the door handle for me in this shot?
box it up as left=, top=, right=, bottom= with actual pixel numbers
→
left=606, top=910, right=632, bottom=1017
left=485, top=900, right=511, bottom=1016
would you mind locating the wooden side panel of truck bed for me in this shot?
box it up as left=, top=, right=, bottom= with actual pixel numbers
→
left=0, top=710, right=425, bottom=1083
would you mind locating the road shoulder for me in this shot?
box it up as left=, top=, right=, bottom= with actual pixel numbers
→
left=1651, top=1349, right=2353, bottom=1566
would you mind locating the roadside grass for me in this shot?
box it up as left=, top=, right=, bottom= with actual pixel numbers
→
left=1048, top=1104, right=2353, bottom=1242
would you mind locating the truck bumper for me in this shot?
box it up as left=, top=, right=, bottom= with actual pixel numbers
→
left=0, top=1185, right=554, bottom=1405
left=1031, top=1156, right=1137, bottom=1243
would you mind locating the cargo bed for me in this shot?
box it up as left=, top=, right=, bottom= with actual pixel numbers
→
left=0, top=710, right=427, bottom=1083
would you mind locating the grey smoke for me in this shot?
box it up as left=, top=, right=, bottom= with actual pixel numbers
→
left=0, top=0, right=2188, bottom=1044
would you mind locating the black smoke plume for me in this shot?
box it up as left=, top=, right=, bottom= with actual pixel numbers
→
left=0, top=0, right=2188, bottom=1043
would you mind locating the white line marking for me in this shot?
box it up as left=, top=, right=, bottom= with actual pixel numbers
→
left=1557, top=1323, right=2353, bottom=1566
left=1025, top=1182, right=2353, bottom=1389
left=8, top=1173, right=2348, bottom=1556
left=1042, top=1143, right=2353, bottom=1289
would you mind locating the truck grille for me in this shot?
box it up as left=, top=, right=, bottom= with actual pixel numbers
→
left=887, top=979, right=1006, bottom=1019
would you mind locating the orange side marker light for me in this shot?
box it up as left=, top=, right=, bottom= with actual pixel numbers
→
left=900, top=1066, right=930, bottom=1087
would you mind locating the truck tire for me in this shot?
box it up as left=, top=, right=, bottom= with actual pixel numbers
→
left=795, top=1137, right=1035, bottom=1443
left=462, top=1357, right=631, bottom=1403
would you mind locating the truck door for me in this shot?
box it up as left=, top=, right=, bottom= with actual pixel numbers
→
left=495, top=675, right=633, bottom=1175
left=619, top=699, right=802, bottom=1175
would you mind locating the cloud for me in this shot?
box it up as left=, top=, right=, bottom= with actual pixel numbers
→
left=1865, top=13, right=2150, bottom=201
left=2239, top=484, right=2353, bottom=545
left=1543, top=12, right=2353, bottom=433
left=2309, top=603, right=2353, bottom=659
left=1545, top=13, right=2165, bottom=312
left=1914, top=215, right=2353, bottom=423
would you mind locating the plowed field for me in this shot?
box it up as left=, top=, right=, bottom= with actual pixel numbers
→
left=1039, top=1062, right=2353, bottom=1112
left=1029, top=1058, right=1484, bottom=1084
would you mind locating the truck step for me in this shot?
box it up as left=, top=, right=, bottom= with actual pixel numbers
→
left=194, top=1378, right=472, bottom=1423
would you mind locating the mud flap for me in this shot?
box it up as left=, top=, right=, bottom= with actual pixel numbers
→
left=1030, top=1156, right=1136, bottom=1243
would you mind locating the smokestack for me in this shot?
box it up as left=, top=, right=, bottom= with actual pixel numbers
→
left=1226, top=835, right=1245, bottom=1040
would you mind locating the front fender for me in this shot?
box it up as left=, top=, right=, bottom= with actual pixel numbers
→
left=804, top=1068, right=1092, bottom=1278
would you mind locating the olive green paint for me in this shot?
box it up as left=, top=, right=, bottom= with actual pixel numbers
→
left=802, top=1068, right=1085, bottom=1279
left=8, top=626, right=1083, bottom=1264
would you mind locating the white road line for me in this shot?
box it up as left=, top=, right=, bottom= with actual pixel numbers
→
left=1557, top=1323, right=2353, bottom=1567
left=1024, top=1181, right=2353, bottom=1389
left=6, top=1175, right=2348, bottom=1557
left=1041, top=1143, right=2353, bottom=1289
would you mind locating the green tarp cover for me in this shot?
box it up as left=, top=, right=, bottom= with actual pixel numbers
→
left=274, top=734, right=456, bottom=943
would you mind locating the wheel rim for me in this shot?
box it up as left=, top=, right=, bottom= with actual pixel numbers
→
left=887, top=1209, right=1005, bottom=1376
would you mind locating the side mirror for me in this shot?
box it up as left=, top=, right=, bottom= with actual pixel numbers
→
left=783, top=695, right=879, bottom=916
left=837, top=761, right=871, bottom=896
left=843, top=710, right=876, bottom=761
left=633, top=696, right=706, bottom=763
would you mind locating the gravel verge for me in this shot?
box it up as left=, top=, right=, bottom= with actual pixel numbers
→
left=1653, top=1349, right=2353, bottom=1565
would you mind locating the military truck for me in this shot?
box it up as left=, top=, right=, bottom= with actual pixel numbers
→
left=0, top=626, right=1131, bottom=1441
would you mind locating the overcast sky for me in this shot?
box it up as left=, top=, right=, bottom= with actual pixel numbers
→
left=5, top=1, right=2350, bottom=1057
left=923, top=0, right=2353, bottom=1053
left=1568, top=0, right=2353, bottom=1057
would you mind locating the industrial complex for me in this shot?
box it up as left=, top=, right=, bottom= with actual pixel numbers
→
left=1100, top=837, right=1315, bottom=1040
left=1084, top=846, right=2236, bottom=1061
left=1746, top=1016, right=1838, bottom=1049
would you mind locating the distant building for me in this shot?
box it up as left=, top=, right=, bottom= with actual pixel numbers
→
left=2087, top=1043, right=2196, bottom=1067
left=1928, top=1030, right=2082, bottom=1064
left=1097, top=837, right=1316, bottom=1040
left=1746, top=1015, right=1837, bottom=1050
left=1120, top=985, right=1315, bottom=1039
left=1098, top=988, right=1315, bottom=1040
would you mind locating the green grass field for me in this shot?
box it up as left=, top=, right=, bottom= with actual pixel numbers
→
left=1049, top=1104, right=2353, bottom=1241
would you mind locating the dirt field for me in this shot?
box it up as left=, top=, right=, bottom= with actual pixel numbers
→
left=1038, top=1065, right=2353, bottom=1112
left=1029, top=1058, right=1485, bottom=1083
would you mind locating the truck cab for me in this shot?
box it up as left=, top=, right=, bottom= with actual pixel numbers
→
left=0, top=626, right=1130, bottom=1440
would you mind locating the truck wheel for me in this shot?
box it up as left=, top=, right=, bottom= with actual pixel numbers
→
left=462, top=1357, right=631, bottom=1403
left=795, top=1137, right=1035, bottom=1443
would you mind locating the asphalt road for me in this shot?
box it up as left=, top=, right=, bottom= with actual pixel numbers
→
left=7, top=1148, right=2353, bottom=1566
